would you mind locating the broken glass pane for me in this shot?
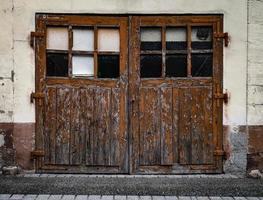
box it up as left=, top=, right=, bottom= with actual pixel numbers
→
left=46, top=53, right=68, bottom=77
left=191, top=53, right=213, bottom=77
left=140, top=55, right=162, bottom=78
left=73, top=28, right=94, bottom=51
left=166, top=27, right=187, bottom=50
left=72, top=55, right=94, bottom=76
left=98, top=28, right=120, bottom=52
left=141, top=28, right=162, bottom=51
left=47, top=27, right=68, bottom=50
left=98, top=55, right=119, bottom=78
left=166, top=54, right=187, bottom=77
left=191, top=27, right=212, bottom=50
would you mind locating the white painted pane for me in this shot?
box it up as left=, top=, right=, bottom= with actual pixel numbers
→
left=192, top=27, right=212, bottom=41
left=98, top=29, right=120, bottom=51
left=47, top=27, right=68, bottom=50
left=72, top=56, right=94, bottom=76
left=141, top=28, right=161, bottom=42
left=166, top=27, right=186, bottom=41
left=73, top=29, right=94, bottom=51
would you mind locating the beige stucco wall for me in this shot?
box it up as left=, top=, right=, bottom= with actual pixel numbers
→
left=0, top=0, right=248, bottom=125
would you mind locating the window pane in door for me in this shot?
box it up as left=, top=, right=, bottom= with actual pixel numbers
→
left=166, top=54, right=187, bottom=77
left=140, top=55, right=162, bottom=78
left=72, top=55, right=94, bottom=76
left=140, top=28, right=162, bottom=51
left=166, top=27, right=187, bottom=50
left=191, top=53, right=213, bottom=77
left=47, top=27, right=68, bottom=50
left=98, top=55, right=119, bottom=78
left=46, top=53, right=68, bottom=77
left=73, top=29, right=94, bottom=51
left=191, top=26, right=212, bottom=50
left=98, top=28, right=120, bottom=52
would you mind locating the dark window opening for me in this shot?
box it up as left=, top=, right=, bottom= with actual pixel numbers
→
left=98, top=55, right=119, bottom=78
left=140, top=55, right=162, bottom=78
left=46, top=53, right=68, bottom=77
left=191, top=53, right=213, bottom=77
left=166, top=54, right=187, bottom=77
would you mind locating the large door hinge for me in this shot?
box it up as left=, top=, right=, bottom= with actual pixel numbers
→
left=30, top=92, right=45, bottom=103
left=30, top=31, right=45, bottom=48
left=214, top=92, right=229, bottom=104
left=214, top=32, right=229, bottom=47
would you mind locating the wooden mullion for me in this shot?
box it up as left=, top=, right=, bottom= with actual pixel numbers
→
left=46, top=50, right=68, bottom=54
left=140, top=50, right=162, bottom=55
left=187, top=25, right=192, bottom=77
left=68, top=26, right=73, bottom=77
left=94, top=26, right=98, bottom=78
left=162, top=26, right=166, bottom=78
left=72, top=50, right=94, bottom=55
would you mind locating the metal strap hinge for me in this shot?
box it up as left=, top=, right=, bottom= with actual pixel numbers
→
left=30, top=92, right=45, bottom=103
left=214, top=32, right=229, bottom=47
left=30, top=31, right=45, bottom=48
left=214, top=92, right=229, bottom=104
left=31, top=150, right=45, bottom=159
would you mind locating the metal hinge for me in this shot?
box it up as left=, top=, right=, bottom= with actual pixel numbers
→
left=30, top=92, right=45, bottom=103
left=30, top=31, right=45, bottom=48
left=214, top=32, right=229, bottom=47
left=214, top=148, right=227, bottom=160
left=214, top=92, right=229, bottom=104
left=31, top=150, right=45, bottom=159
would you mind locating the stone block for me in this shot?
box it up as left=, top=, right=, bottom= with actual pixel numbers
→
left=248, top=104, right=263, bottom=125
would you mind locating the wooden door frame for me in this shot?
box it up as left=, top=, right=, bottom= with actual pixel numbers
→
left=128, top=15, right=224, bottom=174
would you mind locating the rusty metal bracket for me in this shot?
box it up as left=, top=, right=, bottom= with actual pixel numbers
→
left=214, top=92, right=229, bottom=104
left=214, top=32, right=229, bottom=47
left=30, top=31, right=44, bottom=48
left=30, top=92, right=45, bottom=103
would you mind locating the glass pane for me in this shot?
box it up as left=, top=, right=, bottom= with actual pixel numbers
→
left=47, top=27, right=68, bottom=50
left=166, top=27, right=187, bottom=50
left=73, top=29, right=94, bottom=51
left=46, top=53, right=68, bottom=77
left=98, top=29, right=120, bottom=52
left=191, top=26, right=212, bottom=49
left=72, top=55, right=94, bottom=76
left=140, top=55, right=162, bottom=78
left=166, top=54, right=187, bottom=77
left=141, top=28, right=161, bottom=51
left=191, top=53, right=213, bottom=77
left=98, top=55, right=119, bottom=78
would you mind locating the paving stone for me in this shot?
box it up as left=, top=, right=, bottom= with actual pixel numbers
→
left=140, top=196, right=151, bottom=200
left=197, top=197, right=209, bottom=200
left=49, top=195, right=63, bottom=200
left=35, top=195, right=50, bottom=200
left=165, top=197, right=178, bottom=200
left=75, top=195, right=88, bottom=200
left=61, top=195, right=75, bottom=200
left=209, top=197, right=222, bottom=200
left=221, top=197, right=234, bottom=200
left=178, top=197, right=191, bottom=200
left=234, top=198, right=247, bottom=200
left=127, top=196, right=139, bottom=200
left=101, top=196, right=114, bottom=200
left=10, top=194, right=24, bottom=200
left=246, top=198, right=260, bottom=200
left=23, top=195, right=37, bottom=200
left=114, top=196, right=126, bottom=200
left=0, top=194, right=12, bottom=200
left=152, top=196, right=165, bottom=200
left=88, top=196, right=101, bottom=200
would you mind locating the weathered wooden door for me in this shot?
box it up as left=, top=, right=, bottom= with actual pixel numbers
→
left=34, top=15, right=129, bottom=173
left=129, top=16, right=224, bottom=173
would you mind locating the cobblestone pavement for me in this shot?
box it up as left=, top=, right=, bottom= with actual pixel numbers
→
left=0, top=195, right=263, bottom=200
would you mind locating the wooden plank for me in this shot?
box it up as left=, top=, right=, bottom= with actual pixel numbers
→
left=110, top=88, right=121, bottom=166
left=172, top=88, right=180, bottom=163
left=179, top=88, right=192, bottom=164
left=70, top=88, right=81, bottom=165
left=93, top=88, right=111, bottom=166
left=56, top=87, right=71, bottom=165
left=139, top=87, right=161, bottom=165
left=160, top=87, right=173, bottom=165
left=82, top=88, right=94, bottom=165
left=44, top=87, right=57, bottom=164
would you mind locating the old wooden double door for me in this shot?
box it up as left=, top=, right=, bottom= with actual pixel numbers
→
left=34, top=15, right=224, bottom=174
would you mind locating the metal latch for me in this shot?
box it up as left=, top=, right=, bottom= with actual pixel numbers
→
left=30, top=31, right=44, bottom=48
left=30, top=92, right=44, bottom=103
left=214, top=92, right=229, bottom=104
left=214, top=32, right=229, bottom=47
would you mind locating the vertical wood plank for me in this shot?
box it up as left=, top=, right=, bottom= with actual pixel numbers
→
left=70, top=88, right=81, bottom=165
left=56, top=87, right=71, bottom=165
left=172, top=88, right=180, bottom=164
left=160, top=87, right=173, bottom=165
left=93, top=88, right=111, bottom=165
left=83, top=88, right=94, bottom=165
left=44, top=87, right=57, bottom=164
left=110, top=88, right=120, bottom=166
left=139, top=87, right=161, bottom=165
left=179, top=88, right=192, bottom=164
